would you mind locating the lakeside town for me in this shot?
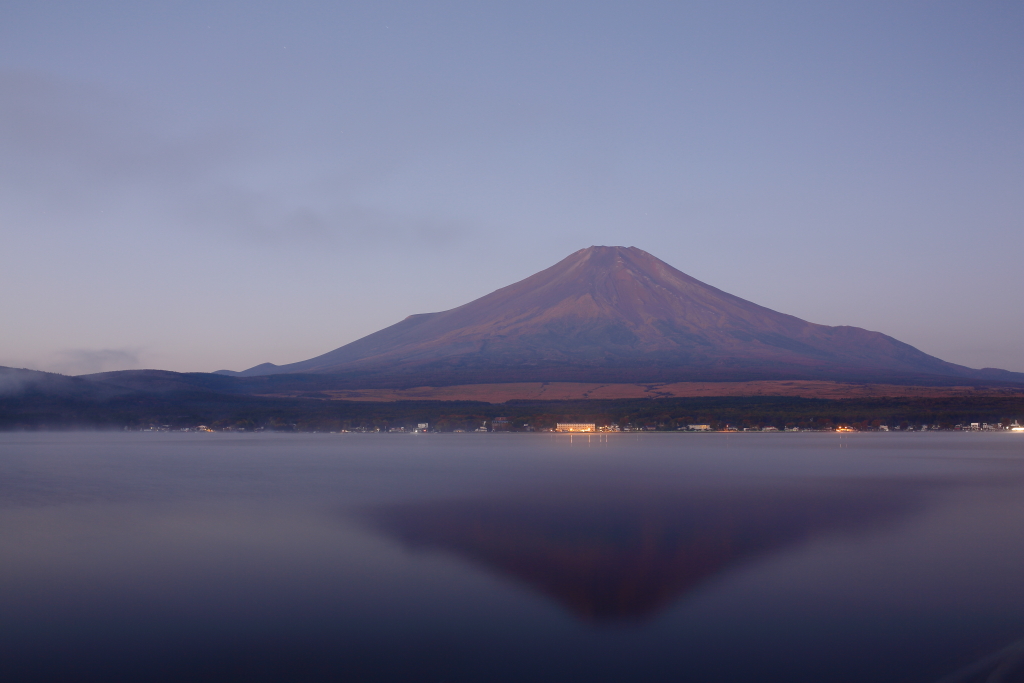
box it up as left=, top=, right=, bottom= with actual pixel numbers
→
left=141, top=419, right=1024, bottom=434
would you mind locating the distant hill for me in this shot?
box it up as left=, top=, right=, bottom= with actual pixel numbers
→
left=221, top=246, right=1024, bottom=387
left=3, top=365, right=1023, bottom=430
left=0, top=366, right=124, bottom=400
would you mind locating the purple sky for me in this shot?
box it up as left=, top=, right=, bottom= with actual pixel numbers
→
left=2, top=1, right=1022, bottom=375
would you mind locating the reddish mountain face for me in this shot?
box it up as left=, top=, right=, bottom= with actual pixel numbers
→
left=230, top=246, right=1016, bottom=385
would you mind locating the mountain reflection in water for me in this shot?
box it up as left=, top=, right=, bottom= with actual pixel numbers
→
left=365, top=482, right=924, bottom=621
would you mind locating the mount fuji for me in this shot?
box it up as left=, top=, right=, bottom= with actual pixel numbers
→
left=220, top=246, right=1021, bottom=387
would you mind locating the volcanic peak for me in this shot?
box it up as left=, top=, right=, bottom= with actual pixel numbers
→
left=225, top=246, right=1019, bottom=385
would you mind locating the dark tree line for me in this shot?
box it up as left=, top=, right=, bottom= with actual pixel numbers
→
left=2, top=391, right=1023, bottom=432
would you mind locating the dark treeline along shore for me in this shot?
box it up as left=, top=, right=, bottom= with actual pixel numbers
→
left=3, top=385, right=1023, bottom=433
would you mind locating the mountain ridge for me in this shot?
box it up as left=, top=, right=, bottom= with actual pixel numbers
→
left=220, top=246, right=1022, bottom=387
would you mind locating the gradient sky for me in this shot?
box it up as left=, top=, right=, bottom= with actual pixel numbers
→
left=2, top=1, right=1022, bottom=375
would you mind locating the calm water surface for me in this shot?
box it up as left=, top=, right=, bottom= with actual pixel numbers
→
left=2, top=432, right=1024, bottom=682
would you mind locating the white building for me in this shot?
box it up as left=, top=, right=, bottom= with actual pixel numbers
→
left=555, top=423, right=596, bottom=432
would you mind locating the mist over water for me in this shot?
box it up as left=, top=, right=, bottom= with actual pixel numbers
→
left=2, top=432, right=1024, bottom=682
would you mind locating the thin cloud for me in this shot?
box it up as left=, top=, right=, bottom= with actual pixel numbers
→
left=48, top=349, right=142, bottom=376
left=0, top=69, right=471, bottom=251
left=184, top=187, right=469, bottom=248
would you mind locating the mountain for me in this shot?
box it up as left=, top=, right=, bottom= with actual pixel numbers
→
left=220, top=245, right=1021, bottom=386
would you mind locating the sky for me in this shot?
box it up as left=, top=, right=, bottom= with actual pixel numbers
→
left=1, top=1, right=1022, bottom=375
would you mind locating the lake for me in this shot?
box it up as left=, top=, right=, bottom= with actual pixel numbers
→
left=1, top=432, right=1023, bottom=682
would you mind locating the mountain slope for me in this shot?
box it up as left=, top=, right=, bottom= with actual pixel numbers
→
left=226, top=246, right=1022, bottom=386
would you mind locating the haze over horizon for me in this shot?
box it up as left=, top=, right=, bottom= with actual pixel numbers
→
left=2, top=2, right=1022, bottom=375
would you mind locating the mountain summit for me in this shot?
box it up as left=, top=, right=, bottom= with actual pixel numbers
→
left=226, top=246, right=1017, bottom=386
